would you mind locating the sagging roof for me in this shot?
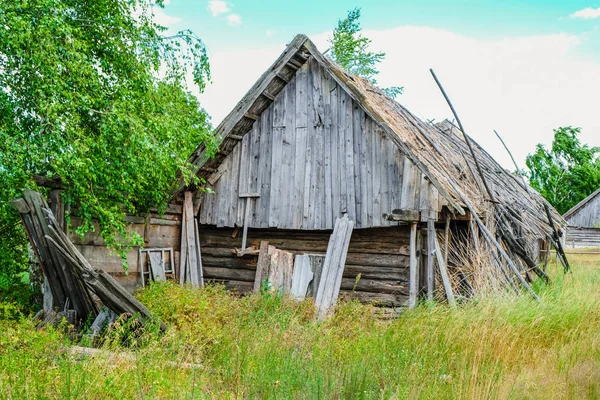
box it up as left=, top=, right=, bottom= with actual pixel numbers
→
left=179, top=34, right=563, bottom=238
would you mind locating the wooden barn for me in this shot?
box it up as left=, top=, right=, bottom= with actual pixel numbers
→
left=61, top=34, right=565, bottom=308
left=564, top=188, right=600, bottom=248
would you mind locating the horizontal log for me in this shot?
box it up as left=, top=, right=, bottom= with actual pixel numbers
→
left=199, top=238, right=409, bottom=256
left=341, top=278, right=408, bottom=295
left=203, top=267, right=255, bottom=281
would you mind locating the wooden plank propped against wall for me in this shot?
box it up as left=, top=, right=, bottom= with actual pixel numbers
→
left=315, top=215, right=354, bottom=319
left=291, top=254, right=314, bottom=299
left=433, top=233, right=456, bottom=307
left=240, top=193, right=260, bottom=251
left=180, top=191, right=204, bottom=287
left=253, top=241, right=270, bottom=292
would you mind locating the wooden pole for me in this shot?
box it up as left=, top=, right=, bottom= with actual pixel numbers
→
left=444, top=214, right=451, bottom=267
left=430, top=68, right=495, bottom=202
left=433, top=234, right=456, bottom=307
left=427, top=219, right=436, bottom=301
left=544, top=203, right=570, bottom=273
left=493, top=129, right=530, bottom=193
left=408, top=222, right=418, bottom=308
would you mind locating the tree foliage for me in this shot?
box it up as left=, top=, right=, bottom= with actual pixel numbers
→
left=329, top=8, right=403, bottom=98
left=525, top=127, right=600, bottom=214
left=0, top=0, right=217, bottom=300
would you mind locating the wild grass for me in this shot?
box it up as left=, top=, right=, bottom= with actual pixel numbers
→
left=1, top=256, right=600, bottom=399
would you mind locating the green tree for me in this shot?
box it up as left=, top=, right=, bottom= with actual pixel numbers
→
left=329, top=8, right=403, bottom=98
left=525, top=127, right=600, bottom=214
left=0, top=0, right=217, bottom=302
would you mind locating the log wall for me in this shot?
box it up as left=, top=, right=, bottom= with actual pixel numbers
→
left=565, top=227, right=600, bottom=248
left=69, top=210, right=183, bottom=292
left=198, top=224, right=411, bottom=307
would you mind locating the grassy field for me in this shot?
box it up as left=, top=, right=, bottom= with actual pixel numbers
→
left=1, top=254, right=600, bottom=399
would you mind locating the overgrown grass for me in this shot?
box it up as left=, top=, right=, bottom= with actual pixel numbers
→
left=2, top=257, right=600, bottom=399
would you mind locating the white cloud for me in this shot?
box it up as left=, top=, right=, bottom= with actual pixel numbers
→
left=227, top=14, right=242, bottom=26
left=207, top=1, right=230, bottom=17
left=153, top=7, right=181, bottom=27
left=266, top=29, right=273, bottom=37
left=197, top=27, right=600, bottom=169
left=570, top=7, right=600, bottom=19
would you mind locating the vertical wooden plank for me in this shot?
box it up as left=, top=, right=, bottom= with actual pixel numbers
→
left=371, top=121, right=382, bottom=226
left=307, top=254, right=325, bottom=297
left=344, top=94, right=356, bottom=220
left=179, top=204, right=188, bottom=284
left=330, top=84, right=341, bottom=224
left=241, top=197, right=251, bottom=251
left=323, top=75, right=333, bottom=229
left=184, top=191, right=200, bottom=287
left=282, top=77, right=297, bottom=228
left=215, top=154, right=230, bottom=227
left=238, top=132, right=251, bottom=196
left=379, top=131, right=390, bottom=226
left=352, top=102, right=363, bottom=227
left=338, top=90, right=348, bottom=215
left=294, top=62, right=309, bottom=228
left=194, top=218, right=204, bottom=286
left=253, top=241, right=270, bottom=292
left=249, top=121, right=262, bottom=226
left=357, top=110, right=368, bottom=228
left=291, top=254, right=315, bottom=299
left=269, top=88, right=286, bottom=227
left=229, top=143, right=242, bottom=227
left=365, top=117, right=374, bottom=227
left=258, top=105, right=273, bottom=228
left=408, top=222, right=418, bottom=308
left=310, top=58, right=325, bottom=229
left=315, top=215, right=354, bottom=319
left=148, top=252, right=165, bottom=281
left=400, top=155, right=416, bottom=211
left=427, top=218, right=435, bottom=300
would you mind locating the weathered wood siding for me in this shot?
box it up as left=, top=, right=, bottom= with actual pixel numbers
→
left=565, top=193, right=600, bottom=229
left=198, top=57, right=443, bottom=230
left=198, top=224, right=410, bottom=307
left=565, top=227, right=600, bottom=248
left=70, top=210, right=182, bottom=291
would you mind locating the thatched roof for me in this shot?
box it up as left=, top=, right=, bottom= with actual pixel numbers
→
left=179, top=34, right=563, bottom=240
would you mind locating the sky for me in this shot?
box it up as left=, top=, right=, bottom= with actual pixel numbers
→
left=157, top=0, right=600, bottom=169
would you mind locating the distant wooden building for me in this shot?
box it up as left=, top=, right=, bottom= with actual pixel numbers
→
left=564, top=188, right=600, bottom=248
left=67, top=34, right=563, bottom=306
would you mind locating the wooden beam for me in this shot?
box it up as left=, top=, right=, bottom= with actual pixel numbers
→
left=408, top=222, right=418, bottom=308
left=262, top=92, right=275, bottom=101
left=427, top=219, right=436, bottom=301
left=383, top=208, right=420, bottom=222
left=444, top=214, right=451, bottom=267
left=229, top=134, right=243, bottom=141
left=276, top=72, right=290, bottom=83
left=433, top=233, right=456, bottom=307
left=244, top=112, right=259, bottom=121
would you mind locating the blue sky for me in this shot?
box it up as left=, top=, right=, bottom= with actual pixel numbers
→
left=158, top=1, right=600, bottom=168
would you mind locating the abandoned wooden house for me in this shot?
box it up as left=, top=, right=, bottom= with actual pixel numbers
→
left=564, top=188, right=600, bottom=248
left=55, top=34, right=565, bottom=308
